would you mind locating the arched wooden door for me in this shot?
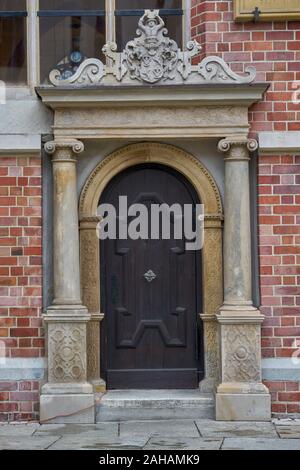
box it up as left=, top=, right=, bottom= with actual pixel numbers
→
left=100, top=163, right=203, bottom=389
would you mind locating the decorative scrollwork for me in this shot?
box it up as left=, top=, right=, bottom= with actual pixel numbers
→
left=48, top=324, right=86, bottom=383
left=48, top=10, right=256, bottom=86
left=198, top=56, right=256, bottom=84
left=49, top=58, right=106, bottom=86
left=222, top=324, right=261, bottom=383
left=44, top=139, right=84, bottom=160
left=218, top=137, right=258, bottom=159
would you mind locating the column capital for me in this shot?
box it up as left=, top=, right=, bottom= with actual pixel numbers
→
left=218, top=137, right=258, bottom=161
left=44, top=139, right=84, bottom=161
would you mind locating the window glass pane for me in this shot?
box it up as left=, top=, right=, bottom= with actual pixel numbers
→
left=40, top=16, right=106, bottom=82
left=0, top=0, right=26, bottom=10
left=115, top=1, right=183, bottom=50
left=115, top=1, right=182, bottom=9
left=0, top=17, right=27, bottom=83
left=39, top=0, right=105, bottom=10
left=116, top=16, right=182, bottom=50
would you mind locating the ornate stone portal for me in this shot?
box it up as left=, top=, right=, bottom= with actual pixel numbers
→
left=37, top=10, right=271, bottom=423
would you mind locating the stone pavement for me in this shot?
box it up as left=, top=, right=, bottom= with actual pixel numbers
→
left=0, top=419, right=300, bottom=450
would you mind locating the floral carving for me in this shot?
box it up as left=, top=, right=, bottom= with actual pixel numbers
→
left=48, top=10, right=256, bottom=86
left=222, top=324, right=261, bottom=383
left=48, top=324, right=86, bottom=383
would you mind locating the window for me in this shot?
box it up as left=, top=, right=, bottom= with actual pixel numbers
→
left=115, top=1, right=184, bottom=51
left=0, top=0, right=27, bottom=84
left=39, top=1, right=106, bottom=81
left=38, top=1, right=188, bottom=83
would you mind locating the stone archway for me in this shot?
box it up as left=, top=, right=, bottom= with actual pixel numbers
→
left=79, top=142, right=223, bottom=392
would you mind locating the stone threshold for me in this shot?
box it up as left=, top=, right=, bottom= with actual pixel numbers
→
left=96, top=389, right=215, bottom=422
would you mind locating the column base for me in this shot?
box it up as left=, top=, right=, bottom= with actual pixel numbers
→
left=40, top=382, right=95, bottom=424
left=216, top=382, right=271, bottom=421
left=40, top=393, right=95, bottom=424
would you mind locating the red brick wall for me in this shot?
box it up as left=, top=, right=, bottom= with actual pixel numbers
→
left=263, top=380, right=300, bottom=415
left=191, top=1, right=300, bottom=415
left=0, top=155, right=43, bottom=422
left=0, top=380, right=40, bottom=422
left=191, top=0, right=300, bottom=132
left=259, top=154, right=300, bottom=415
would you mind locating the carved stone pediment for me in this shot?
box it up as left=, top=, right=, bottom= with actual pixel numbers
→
left=49, top=10, right=256, bottom=87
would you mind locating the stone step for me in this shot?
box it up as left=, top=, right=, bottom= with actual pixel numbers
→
left=96, top=390, right=215, bottom=422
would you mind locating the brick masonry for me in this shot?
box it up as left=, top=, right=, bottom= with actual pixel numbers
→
left=191, top=0, right=300, bottom=132
left=0, top=155, right=43, bottom=421
left=0, top=380, right=40, bottom=422
left=263, top=380, right=300, bottom=415
left=259, top=154, right=300, bottom=415
left=191, top=1, right=300, bottom=415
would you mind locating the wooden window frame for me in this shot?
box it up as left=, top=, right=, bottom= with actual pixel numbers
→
left=7, top=1, right=191, bottom=87
left=0, top=1, right=28, bottom=85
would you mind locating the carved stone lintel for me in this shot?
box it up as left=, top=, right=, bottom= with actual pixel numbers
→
left=48, top=10, right=256, bottom=86
left=45, top=139, right=85, bottom=161
left=218, top=137, right=258, bottom=161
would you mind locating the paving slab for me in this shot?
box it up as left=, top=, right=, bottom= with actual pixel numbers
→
left=34, top=422, right=118, bottom=438
left=144, top=437, right=222, bottom=450
left=195, top=419, right=277, bottom=438
left=48, top=435, right=148, bottom=450
left=1, top=419, right=300, bottom=450
left=222, top=437, right=300, bottom=450
left=0, top=423, right=40, bottom=436
left=120, top=419, right=199, bottom=438
left=0, top=435, right=59, bottom=450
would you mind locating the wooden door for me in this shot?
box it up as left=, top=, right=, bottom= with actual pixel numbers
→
left=100, top=164, right=203, bottom=389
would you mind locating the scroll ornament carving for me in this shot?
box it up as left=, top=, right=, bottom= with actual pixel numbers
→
left=44, top=139, right=85, bottom=160
left=49, top=10, right=256, bottom=86
left=218, top=137, right=258, bottom=155
left=48, top=324, right=86, bottom=383
left=223, top=325, right=261, bottom=383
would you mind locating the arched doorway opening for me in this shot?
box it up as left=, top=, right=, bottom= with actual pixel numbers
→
left=99, top=163, right=203, bottom=389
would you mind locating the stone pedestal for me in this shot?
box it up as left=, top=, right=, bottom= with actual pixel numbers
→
left=40, top=139, right=94, bottom=424
left=216, top=137, right=271, bottom=421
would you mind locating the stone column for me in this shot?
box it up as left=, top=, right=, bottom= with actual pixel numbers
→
left=216, top=137, right=271, bottom=421
left=40, top=139, right=94, bottom=424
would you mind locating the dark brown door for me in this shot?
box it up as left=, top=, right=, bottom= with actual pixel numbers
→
left=100, top=164, right=203, bottom=389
